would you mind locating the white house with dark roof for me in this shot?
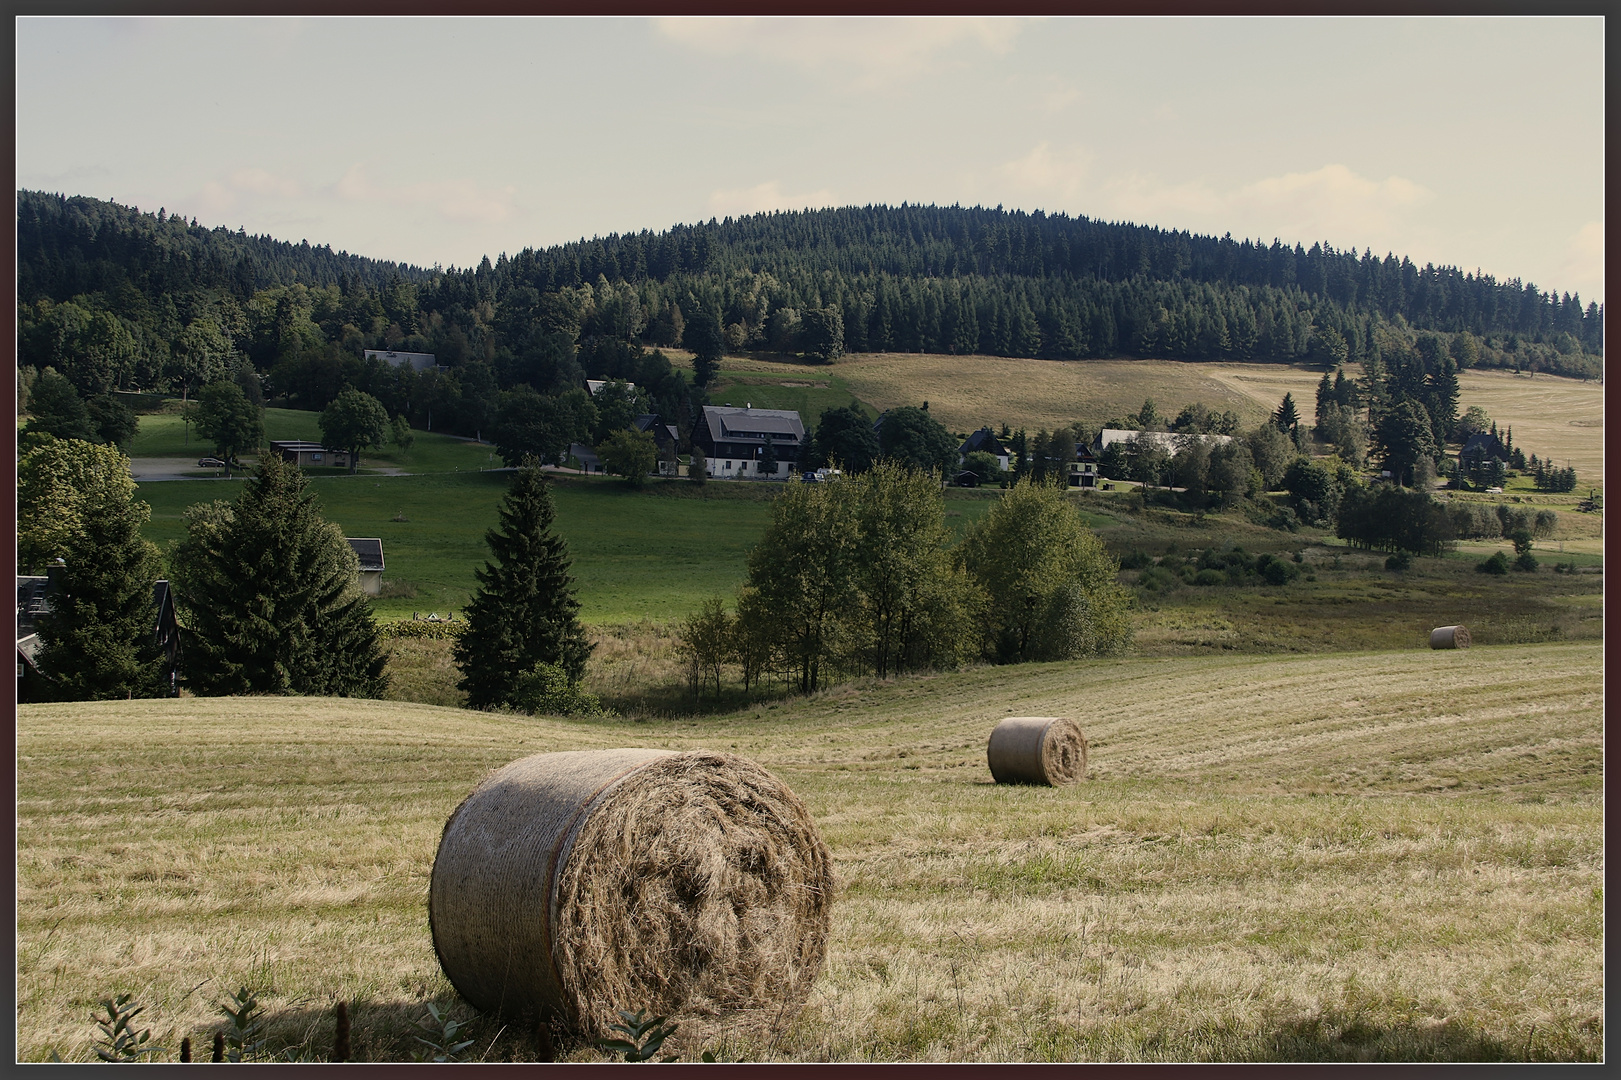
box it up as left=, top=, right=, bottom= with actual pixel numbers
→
left=693, top=405, right=805, bottom=479
left=1094, top=429, right=1234, bottom=454
left=959, top=427, right=1011, bottom=471
left=345, top=538, right=385, bottom=596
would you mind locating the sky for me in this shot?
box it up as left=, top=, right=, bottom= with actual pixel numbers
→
left=14, top=15, right=1606, bottom=304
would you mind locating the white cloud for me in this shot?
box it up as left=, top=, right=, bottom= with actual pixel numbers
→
left=707, top=180, right=839, bottom=219
left=193, top=167, right=304, bottom=216
left=655, top=15, right=1027, bottom=88
left=1555, top=220, right=1603, bottom=300
left=996, top=151, right=1431, bottom=247
left=332, top=164, right=518, bottom=225
left=998, top=142, right=1093, bottom=203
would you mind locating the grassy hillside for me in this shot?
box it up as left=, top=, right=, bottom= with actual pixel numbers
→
left=135, top=472, right=795, bottom=623
left=16, top=642, right=1602, bottom=1062
left=678, top=353, right=1604, bottom=491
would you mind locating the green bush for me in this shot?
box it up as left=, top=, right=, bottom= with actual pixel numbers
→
left=1192, top=568, right=1226, bottom=587
left=1475, top=551, right=1510, bottom=575
left=509, top=662, right=606, bottom=717
left=1514, top=551, right=1539, bottom=572
left=1384, top=551, right=1412, bottom=571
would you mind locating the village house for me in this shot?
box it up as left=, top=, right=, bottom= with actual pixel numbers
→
left=17, top=570, right=181, bottom=700
left=1068, top=444, right=1100, bottom=488
left=1094, top=429, right=1236, bottom=454
left=958, top=427, right=1012, bottom=471
left=346, top=538, right=386, bottom=596
left=269, top=440, right=350, bottom=469
left=693, top=405, right=805, bottom=479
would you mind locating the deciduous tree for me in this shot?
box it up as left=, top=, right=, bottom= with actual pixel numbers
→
left=191, top=380, right=264, bottom=472
left=23, top=441, right=167, bottom=701
left=957, top=478, right=1131, bottom=663
left=320, top=387, right=390, bottom=474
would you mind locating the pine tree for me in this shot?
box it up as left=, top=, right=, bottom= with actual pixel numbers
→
left=29, top=443, right=167, bottom=701
left=1274, top=392, right=1300, bottom=432
left=171, top=453, right=387, bottom=697
left=454, top=462, right=592, bottom=709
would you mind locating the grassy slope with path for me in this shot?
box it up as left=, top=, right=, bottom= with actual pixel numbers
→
left=16, top=642, right=1602, bottom=1062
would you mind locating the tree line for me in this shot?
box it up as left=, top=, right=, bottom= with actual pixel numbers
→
left=18, top=194, right=1603, bottom=449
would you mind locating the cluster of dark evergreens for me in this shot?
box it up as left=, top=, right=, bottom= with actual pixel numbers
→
left=17, top=441, right=388, bottom=702
left=18, top=193, right=1603, bottom=448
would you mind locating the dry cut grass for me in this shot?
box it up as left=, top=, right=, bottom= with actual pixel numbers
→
left=16, top=642, right=1602, bottom=1062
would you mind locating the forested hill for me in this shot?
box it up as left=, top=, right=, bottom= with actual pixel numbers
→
left=472, top=203, right=1601, bottom=376
left=15, top=192, right=1602, bottom=415
left=17, top=189, right=436, bottom=303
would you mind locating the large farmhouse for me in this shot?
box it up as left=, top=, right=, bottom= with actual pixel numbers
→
left=693, top=405, right=805, bottom=479
left=1095, top=429, right=1235, bottom=454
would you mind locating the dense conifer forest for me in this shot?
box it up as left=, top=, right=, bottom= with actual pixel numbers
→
left=16, top=189, right=1603, bottom=444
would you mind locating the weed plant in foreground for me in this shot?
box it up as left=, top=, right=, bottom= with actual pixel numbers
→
left=16, top=643, right=1601, bottom=1061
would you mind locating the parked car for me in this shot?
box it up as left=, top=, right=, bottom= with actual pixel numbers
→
left=198, top=457, right=226, bottom=468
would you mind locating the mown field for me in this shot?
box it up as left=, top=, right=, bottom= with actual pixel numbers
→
left=16, top=642, right=1602, bottom=1062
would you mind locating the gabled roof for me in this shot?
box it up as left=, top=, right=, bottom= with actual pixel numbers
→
left=346, top=538, right=385, bottom=572
left=701, top=406, right=805, bottom=442
left=960, top=428, right=1009, bottom=456
left=1096, top=429, right=1234, bottom=451
left=587, top=379, right=636, bottom=397
left=1461, top=432, right=1507, bottom=458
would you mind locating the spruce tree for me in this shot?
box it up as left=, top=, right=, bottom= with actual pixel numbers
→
left=29, top=442, right=167, bottom=701
left=455, top=461, right=592, bottom=709
left=171, top=453, right=387, bottom=697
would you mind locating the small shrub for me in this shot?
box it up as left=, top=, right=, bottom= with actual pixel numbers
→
left=1117, top=549, right=1153, bottom=570
left=510, top=661, right=608, bottom=717
left=1192, top=568, right=1226, bottom=587
left=1514, top=551, right=1539, bottom=572
left=597, top=1010, right=679, bottom=1063
left=218, top=987, right=267, bottom=1062
left=1384, top=551, right=1412, bottom=571
left=412, top=1003, right=476, bottom=1063
left=91, top=994, right=163, bottom=1062
left=1258, top=554, right=1301, bottom=584
left=1476, top=551, right=1510, bottom=575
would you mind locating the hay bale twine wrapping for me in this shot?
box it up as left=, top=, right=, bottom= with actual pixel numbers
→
left=1429, top=625, right=1471, bottom=649
left=429, top=748, right=833, bottom=1041
left=986, top=717, right=1087, bottom=785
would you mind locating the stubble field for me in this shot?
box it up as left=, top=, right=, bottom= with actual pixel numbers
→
left=16, top=642, right=1602, bottom=1062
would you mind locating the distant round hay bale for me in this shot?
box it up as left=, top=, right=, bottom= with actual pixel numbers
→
left=1429, top=625, right=1471, bottom=649
left=986, top=717, right=1087, bottom=785
left=428, top=748, right=833, bottom=1042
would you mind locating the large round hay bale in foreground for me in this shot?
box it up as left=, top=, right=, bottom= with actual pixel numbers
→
left=429, top=749, right=833, bottom=1041
left=986, top=717, right=1087, bottom=785
left=1430, top=625, right=1471, bottom=649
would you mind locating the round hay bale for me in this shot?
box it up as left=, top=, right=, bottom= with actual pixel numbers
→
left=428, top=748, right=833, bottom=1042
left=986, top=717, right=1087, bottom=785
left=1429, top=625, right=1471, bottom=649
